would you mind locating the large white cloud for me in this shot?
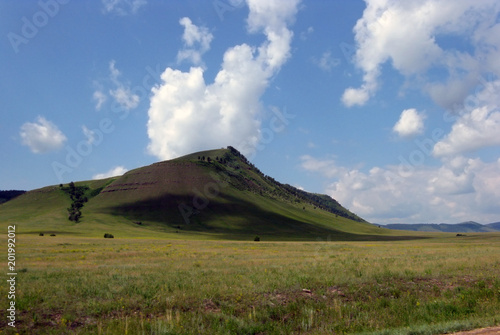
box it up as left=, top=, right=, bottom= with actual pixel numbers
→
left=20, top=116, right=67, bottom=154
left=147, top=0, right=300, bottom=160
left=342, top=0, right=500, bottom=108
left=301, top=154, right=500, bottom=223
left=393, top=108, right=426, bottom=138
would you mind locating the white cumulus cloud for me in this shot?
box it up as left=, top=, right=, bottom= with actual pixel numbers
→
left=92, top=166, right=128, bottom=180
left=434, top=106, right=500, bottom=157
left=433, top=80, right=500, bottom=157
left=20, top=116, right=67, bottom=154
left=341, top=86, right=371, bottom=107
left=342, top=0, right=500, bottom=108
left=393, top=108, right=426, bottom=138
left=147, top=0, right=301, bottom=161
left=301, top=154, right=500, bottom=223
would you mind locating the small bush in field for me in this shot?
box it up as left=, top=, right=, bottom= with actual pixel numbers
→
left=104, top=233, right=114, bottom=238
left=254, top=236, right=260, bottom=241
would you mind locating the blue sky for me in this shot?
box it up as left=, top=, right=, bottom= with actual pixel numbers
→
left=2, top=0, right=500, bottom=224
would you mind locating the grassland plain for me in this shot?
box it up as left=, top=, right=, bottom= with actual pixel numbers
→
left=1, top=233, right=499, bottom=334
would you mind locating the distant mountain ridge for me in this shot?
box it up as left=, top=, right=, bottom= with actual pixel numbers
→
left=383, top=221, right=500, bottom=233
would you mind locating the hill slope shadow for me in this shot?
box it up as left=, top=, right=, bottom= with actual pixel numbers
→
left=102, top=192, right=424, bottom=241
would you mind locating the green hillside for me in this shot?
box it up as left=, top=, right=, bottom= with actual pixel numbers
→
left=0, top=147, right=420, bottom=241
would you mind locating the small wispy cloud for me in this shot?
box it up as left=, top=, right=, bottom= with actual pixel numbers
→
left=176, top=17, right=213, bottom=66
left=82, top=125, right=96, bottom=145
left=300, top=26, right=313, bottom=40
left=109, top=86, right=140, bottom=110
left=101, top=0, right=146, bottom=16
left=108, top=60, right=140, bottom=111
left=93, top=90, right=107, bottom=110
left=300, top=155, right=346, bottom=179
left=312, top=51, right=340, bottom=72
left=92, top=61, right=140, bottom=112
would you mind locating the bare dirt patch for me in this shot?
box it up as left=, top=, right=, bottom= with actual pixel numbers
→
left=203, top=299, right=221, bottom=313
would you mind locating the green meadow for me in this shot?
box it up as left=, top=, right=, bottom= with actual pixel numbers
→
left=1, top=232, right=499, bottom=334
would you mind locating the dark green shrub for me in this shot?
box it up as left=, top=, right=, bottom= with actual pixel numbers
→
left=50, top=234, right=56, bottom=236
left=254, top=236, right=260, bottom=242
left=104, top=233, right=114, bottom=238
left=39, top=233, right=44, bottom=236
left=63, top=182, right=89, bottom=222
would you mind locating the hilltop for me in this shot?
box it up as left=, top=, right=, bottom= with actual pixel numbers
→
left=0, top=147, right=419, bottom=241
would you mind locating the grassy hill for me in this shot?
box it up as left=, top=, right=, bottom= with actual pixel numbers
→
left=0, top=147, right=420, bottom=241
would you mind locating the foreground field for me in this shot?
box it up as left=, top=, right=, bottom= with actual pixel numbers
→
left=1, top=233, right=500, bottom=334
